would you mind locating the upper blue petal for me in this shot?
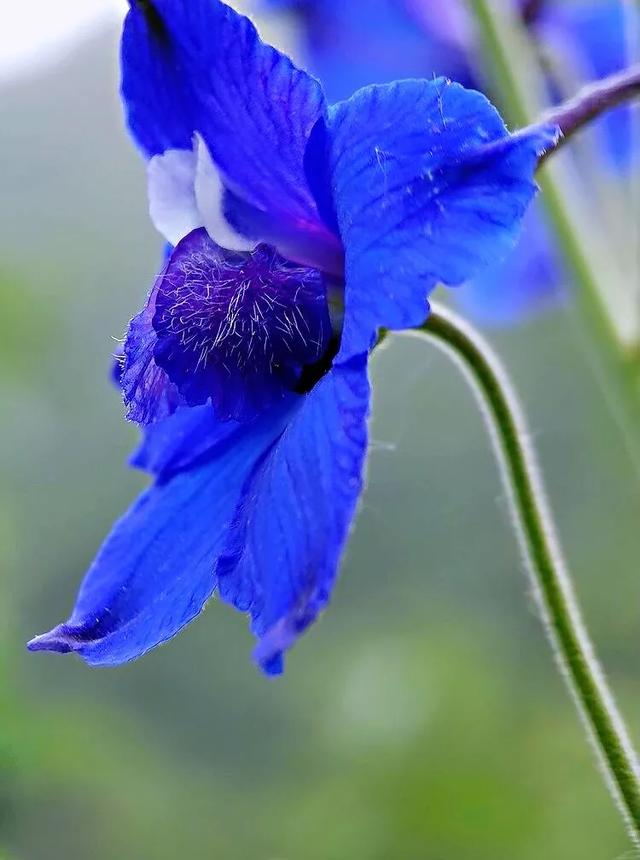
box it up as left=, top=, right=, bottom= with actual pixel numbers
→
left=315, top=78, right=557, bottom=357
left=121, top=0, right=329, bottom=234
left=215, top=354, right=371, bottom=674
left=27, top=400, right=298, bottom=666
left=120, top=1, right=193, bottom=156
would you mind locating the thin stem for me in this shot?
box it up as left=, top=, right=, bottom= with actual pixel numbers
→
left=538, top=63, right=640, bottom=164
left=413, top=304, right=640, bottom=844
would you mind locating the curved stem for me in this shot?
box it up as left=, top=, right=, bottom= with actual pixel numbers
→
left=413, top=305, right=640, bottom=844
left=538, top=63, right=640, bottom=164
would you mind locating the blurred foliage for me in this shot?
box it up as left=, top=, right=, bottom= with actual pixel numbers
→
left=1, top=6, right=640, bottom=860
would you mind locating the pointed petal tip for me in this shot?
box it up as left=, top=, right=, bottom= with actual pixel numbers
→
left=254, top=648, right=285, bottom=677
left=26, top=625, right=82, bottom=655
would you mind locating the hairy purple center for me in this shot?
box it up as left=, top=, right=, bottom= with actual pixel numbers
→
left=151, top=229, right=333, bottom=419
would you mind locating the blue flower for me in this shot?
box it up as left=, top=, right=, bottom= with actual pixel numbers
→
left=28, top=0, right=554, bottom=674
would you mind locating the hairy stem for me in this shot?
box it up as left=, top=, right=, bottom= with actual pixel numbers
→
left=538, top=63, right=640, bottom=164
left=413, top=305, right=640, bottom=843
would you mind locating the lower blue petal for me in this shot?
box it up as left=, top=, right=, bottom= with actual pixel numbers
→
left=215, top=354, right=371, bottom=674
left=130, top=395, right=298, bottom=483
left=28, top=400, right=298, bottom=666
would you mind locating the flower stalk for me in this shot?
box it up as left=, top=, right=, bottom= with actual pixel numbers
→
left=537, top=63, right=640, bottom=164
left=413, top=304, right=640, bottom=844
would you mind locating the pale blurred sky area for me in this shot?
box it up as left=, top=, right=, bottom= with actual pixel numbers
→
left=0, top=0, right=128, bottom=80
left=0, top=0, right=277, bottom=82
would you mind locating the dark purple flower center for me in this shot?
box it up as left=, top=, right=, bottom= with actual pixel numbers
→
left=151, top=229, right=333, bottom=419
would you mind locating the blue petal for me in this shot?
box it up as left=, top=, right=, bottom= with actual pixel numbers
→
left=130, top=396, right=298, bottom=483
left=121, top=1, right=193, bottom=156
left=122, top=0, right=330, bottom=237
left=215, top=355, right=370, bottom=674
left=120, top=265, right=186, bottom=425
left=27, top=401, right=298, bottom=666
left=455, top=202, right=567, bottom=326
left=316, top=79, right=558, bottom=358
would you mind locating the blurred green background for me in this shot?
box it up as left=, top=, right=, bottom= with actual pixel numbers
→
left=2, top=5, right=640, bottom=859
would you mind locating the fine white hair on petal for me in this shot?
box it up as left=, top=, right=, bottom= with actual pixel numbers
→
left=147, top=148, right=203, bottom=246
left=194, top=133, right=256, bottom=253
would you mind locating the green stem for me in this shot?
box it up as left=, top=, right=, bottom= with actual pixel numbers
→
left=469, top=0, right=640, bottom=470
left=414, top=305, right=640, bottom=844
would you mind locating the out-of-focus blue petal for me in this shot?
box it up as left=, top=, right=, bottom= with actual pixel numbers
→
left=216, top=354, right=370, bottom=674
left=260, top=0, right=473, bottom=102
left=122, top=0, right=330, bottom=239
left=539, top=0, right=636, bottom=171
left=27, top=400, right=298, bottom=666
left=404, top=0, right=472, bottom=51
left=455, top=202, right=567, bottom=325
left=316, top=79, right=557, bottom=357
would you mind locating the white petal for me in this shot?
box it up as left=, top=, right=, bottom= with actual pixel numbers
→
left=147, top=149, right=203, bottom=246
left=194, top=134, right=256, bottom=252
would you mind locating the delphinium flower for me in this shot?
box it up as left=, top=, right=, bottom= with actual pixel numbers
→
left=28, top=0, right=555, bottom=674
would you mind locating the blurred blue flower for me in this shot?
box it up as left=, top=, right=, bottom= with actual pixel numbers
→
left=28, top=0, right=553, bottom=674
left=260, top=0, right=474, bottom=102
left=536, top=0, right=636, bottom=171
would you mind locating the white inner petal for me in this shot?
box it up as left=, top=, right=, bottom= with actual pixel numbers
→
left=147, top=148, right=202, bottom=246
left=194, top=133, right=256, bottom=253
